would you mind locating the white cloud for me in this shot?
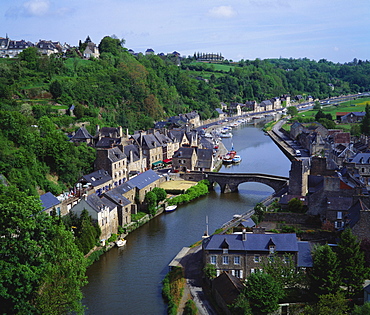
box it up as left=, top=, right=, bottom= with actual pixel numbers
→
left=208, top=6, right=236, bottom=18
left=23, top=0, right=50, bottom=17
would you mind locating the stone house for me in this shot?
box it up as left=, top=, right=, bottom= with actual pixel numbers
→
left=123, top=169, right=163, bottom=204
left=168, top=129, right=198, bottom=148
left=131, top=132, right=163, bottom=169
left=36, top=40, right=60, bottom=55
left=103, top=186, right=134, bottom=226
left=259, top=100, right=273, bottom=112
left=195, top=148, right=214, bottom=172
left=341, top=112, right=366, bottom=123
left=347, top=199, right=370, bottom=240
left=345, top=153, right=370, bottom=186
left=202, top=230, right=312, bottom=280
left=70, top=193, right=118, bottom=241
left=229, top=103, right=242, bottom=116
left=244, top=101, right=259, bottom=112
left=172, top=147, right=198, bottom=172
left=94, top=147, right=128, bottom=187
left=1, top=38, right=34, bottom=58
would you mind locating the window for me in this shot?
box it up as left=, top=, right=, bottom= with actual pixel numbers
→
left=337, top=211, right=342, bottom=220
left=250, top=268, right=255, bottom=274
left=223, top=248, right=228, bottom=254
left=210, top=256, right=216, bottom=265
left=234, top=270, right=242, bottom=278
left=254, top=255, right=260, bottom=263
left=269, top=256, right=274, bottom=263
left=234, top=256, right=240, bottom=265
left=335, top=221, right=343, bottom=229
left=269, top=246, right=275, bottom=254
left=284, top=256, right=290, bottom=264
left=222, top=256, right=229, bottom=265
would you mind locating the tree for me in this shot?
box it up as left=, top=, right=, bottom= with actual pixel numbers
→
left=337, top=228, right=367, bottom=296
left=203, top=263, right=217, bottom=280
left=260, top=254, right=305, bottom=288
left=304, top=292, right=349, bottom=315
left=145, top=191, right=157, bottom=216
left=309, top=244, right=341, bottom=297
left=245, top=271, right=284, bottom=315
left=98, top=36, right=124, bottom=56
left=0, top=185, right=87, bottom=314
left=361, top=104, right=370, bottom=135
left=152, top=187, right=167, bottom=203
left=287, top=106, right=298, bottom=116
left=287, top=197, right=305, bottom=213
left=229, top=294, right=252, bottom=315
left=352, top=302, right=370, bottom=315
left=49, top=79, right=63, bottom=99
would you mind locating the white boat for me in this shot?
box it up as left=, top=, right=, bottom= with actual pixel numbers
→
left=232, top=155, right=242, bottom=163
left=165, top=205, right=177, bottom=212
left=116, top=238, right=127, bottom=247
left=220, top=132, right=233, bottom=138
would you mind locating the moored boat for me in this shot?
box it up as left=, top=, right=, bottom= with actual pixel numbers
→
left=116, top=238, right=127, bottom=247
left=232, top=155, right=242, bottom=163
left=165, top=205, right=177, bottom=212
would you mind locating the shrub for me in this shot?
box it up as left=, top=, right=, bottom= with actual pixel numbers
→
left=183, top=300, right=197, bottom=315
left=107, top=233, right=117, bottom=243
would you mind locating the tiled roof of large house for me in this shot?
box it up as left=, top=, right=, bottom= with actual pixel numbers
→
left=40, top=192, right=60, bottom=212
left=204, top=233, right=299, bottom=252
left=126, top=169, right=160, bottom=190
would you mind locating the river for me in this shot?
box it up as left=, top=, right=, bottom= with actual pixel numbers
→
left=83, top=120, right=291, bottom=314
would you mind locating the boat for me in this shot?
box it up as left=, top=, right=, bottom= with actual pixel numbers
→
left=222, top=145, right=237, bottom=164
left=165, top=205, right=177, bottom=212
left=116, top=238, right=127, bottom=247
left=220, top=132, right=233, bottom=138
left=232, top=155, right=242, bottom=163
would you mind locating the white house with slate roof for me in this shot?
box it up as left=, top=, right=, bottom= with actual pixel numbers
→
left=40, top=192, right=61, bottom=215
left=70, top=193, right=118, bottom=241
left=202, top=230, right=312, bottom=280
left=79, top=169, right=113, bottom=196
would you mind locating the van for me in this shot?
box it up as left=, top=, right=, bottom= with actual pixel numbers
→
left=295, top=150, right=301, bottom=157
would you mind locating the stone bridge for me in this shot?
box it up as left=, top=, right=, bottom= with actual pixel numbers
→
left=202, top=172, right=289, bottom=194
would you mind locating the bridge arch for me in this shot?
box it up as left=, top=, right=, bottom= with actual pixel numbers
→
left=203, top=172, right=289, bottom=194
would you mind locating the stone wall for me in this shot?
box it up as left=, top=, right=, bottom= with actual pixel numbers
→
left=263, top=212, right=321, bottom=227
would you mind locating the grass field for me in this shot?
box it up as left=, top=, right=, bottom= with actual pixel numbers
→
left=160, top=179, right=197, bottom=191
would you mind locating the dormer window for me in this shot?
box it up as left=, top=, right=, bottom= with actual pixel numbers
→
left=269, top=245, right=275, bottom=254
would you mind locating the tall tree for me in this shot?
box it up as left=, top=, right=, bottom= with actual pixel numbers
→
left=309, top=244, right=341, bottom=297
left=245, top=271, right=284, bottom=315
left=361, top=104, right=370, bottom=135
left=0, top=185, right=87, bottom=314
left=337, top=228, right=367, bottom=297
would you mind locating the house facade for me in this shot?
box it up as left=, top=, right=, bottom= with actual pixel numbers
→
left=203, top=230, right=312, bottom=280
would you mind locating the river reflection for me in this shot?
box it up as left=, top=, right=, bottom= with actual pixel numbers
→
left=83, top=121, right=291, bottom=315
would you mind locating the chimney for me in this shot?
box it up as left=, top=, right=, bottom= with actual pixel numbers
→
left=119, top=126, right=123, bottom=138
left=242, top=229, right=247, bottom=241
left=96, top=124, right=100, bottom=136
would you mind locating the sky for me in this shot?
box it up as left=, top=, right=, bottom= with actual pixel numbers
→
left=1, top=0, right=369, bottom=63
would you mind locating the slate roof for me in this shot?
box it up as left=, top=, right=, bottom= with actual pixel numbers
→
left=347, top=199, right=369, bottom=228
left=212, top=272, right=244, bottom=306
left=173, top=147, right=195, bottom=159
left=81, top=169, right=112, bottom=187
left=40, top=192, right=60, bottom=211
left=297, top=241, right=313, bottom=267
left=123, top=144, right=141, bottom=163
left=95, top=137, right=122, bottom=148
left=204, top=233, right=299, bottom=252
left=103, top=188, right=132, bottom=207
left=107, top=147, right=126, bottom=162
left=86, top=194, right=117, bottom=213
left=71, top=125, right=93, bottom=141
left=350, top=153, right=370, bottom=164
left=327, top=196, right=353, bottom=211
left=126, top=169, right=160, bottom=190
